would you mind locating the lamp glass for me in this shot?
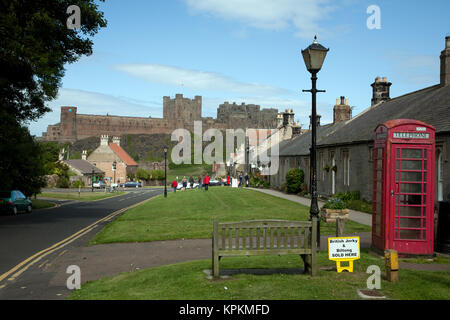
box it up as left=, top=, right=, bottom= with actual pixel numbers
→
left=301, top=37, right=329, bottom=73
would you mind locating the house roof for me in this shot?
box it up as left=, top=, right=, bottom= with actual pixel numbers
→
left=108, top=142, right=138, bottom=166
left=279, top=121, right=347, bottom=157
left=318, top=84, right=450, bottom=147
left=63, top=159, right=104, bottom=175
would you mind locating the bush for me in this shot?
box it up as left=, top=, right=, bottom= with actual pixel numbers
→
left=56, top=177, right=70, bottom=188
left=149, top=170, right=165, bottom=180
left=72, top=179, right=85, bottom=188
left=323, top=198, right=347, bottom=210
left=136, top=168, right=149, bottom=181
left=285, top=168, right=304, bottom=194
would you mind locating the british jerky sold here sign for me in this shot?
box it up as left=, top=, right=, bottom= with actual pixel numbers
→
left=328, top=237, right=360, bottom=260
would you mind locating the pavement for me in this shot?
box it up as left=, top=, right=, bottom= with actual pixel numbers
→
left=246, top=187, right=373, bottom=226
left=0, top=187, right=448, bottom=300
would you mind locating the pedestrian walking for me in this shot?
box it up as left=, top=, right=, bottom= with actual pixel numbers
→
left=171, top=179, right=178, bottom=193
left=189, top=175, right=194, bottom=190
left=226, top=175, right=230, bottom=186
left=204, top=173, right=210, bottom=191
left=198, top=176, right=202, bottom=190
left=244, top=173, right=249, bottom=187
left=239, top=173, right=243, bottom=187
left=182, top=176, right=187, bottom=191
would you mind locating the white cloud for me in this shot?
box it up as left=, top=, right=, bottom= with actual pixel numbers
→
left=27, top=88, right=162, bottom=137
left=184, top=0, right=335, bottom=38
left=113, top=63, right=292, bottom=96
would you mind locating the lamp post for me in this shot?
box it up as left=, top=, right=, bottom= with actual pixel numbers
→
left=112, top=160, right=117, bottom=188
left=91, top=169, right=95, bottom=192
left=164, top=145, right=168, bottom=198
left=301, top=35, right=329, bottom=248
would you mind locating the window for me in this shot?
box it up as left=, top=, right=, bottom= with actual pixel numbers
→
left=343, top=150, right=350, bottom=186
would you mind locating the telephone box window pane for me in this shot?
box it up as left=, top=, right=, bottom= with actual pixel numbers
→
left=377, top=171, right=382, bottom=181
left=402, top=160, right=422, bottom=170
left=399, top=206, right=422, bottom=217
left=399, top=229, right=421, bottom=240
left=400, top=171, right=422, bottom=182
left=377, top=159, right=383, bottom=169
left=377, top=148, right=383, bottom=159
left=399, top=194, right=422, bottom=205
left=400, top=183, right=422, bottom=193
left=401, top=149, right=422, bottom=159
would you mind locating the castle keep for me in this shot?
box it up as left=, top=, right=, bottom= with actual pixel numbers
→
left=41, top=94, right=279, bottom=142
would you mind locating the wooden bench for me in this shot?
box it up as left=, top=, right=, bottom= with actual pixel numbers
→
left=212, top=217, right=318, bottom=278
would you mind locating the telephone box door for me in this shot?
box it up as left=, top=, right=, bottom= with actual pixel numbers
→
left=390, top=144, right=434, bottom=254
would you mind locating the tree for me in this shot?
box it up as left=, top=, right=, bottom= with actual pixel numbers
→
left=0, top=1, right=106, bottom=195
left=285, top=168, right=304, bottom=194
left=0, top=111, right=46, bottom=196
left=0, top=0, right=107, bottom=123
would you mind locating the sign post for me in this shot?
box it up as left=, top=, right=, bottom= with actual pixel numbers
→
left=328, top=236, right=360, bottom=272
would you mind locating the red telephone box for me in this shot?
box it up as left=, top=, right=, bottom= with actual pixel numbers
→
left=372, top=119, right=435, bottom=255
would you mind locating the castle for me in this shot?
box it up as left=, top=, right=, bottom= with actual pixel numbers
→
left=41, top=94, right=279, bottom=142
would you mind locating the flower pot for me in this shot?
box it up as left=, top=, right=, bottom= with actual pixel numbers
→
left=320, top=208, right=349, bottom=223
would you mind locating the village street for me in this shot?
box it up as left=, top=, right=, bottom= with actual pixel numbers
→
left=0, top=188, right=163, bottom=299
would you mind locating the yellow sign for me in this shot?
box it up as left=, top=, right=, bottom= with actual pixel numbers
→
left=328, top=237, right=360, bottom=272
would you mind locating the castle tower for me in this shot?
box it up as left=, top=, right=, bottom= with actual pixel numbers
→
left=371, top=76, right=391, bottom=106
left=60, top=106, right=78, bottom=142
left=333, top=96, right=351, bottom=123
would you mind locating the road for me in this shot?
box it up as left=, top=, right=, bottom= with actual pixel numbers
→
left=0, top=188, right=163, bottom=299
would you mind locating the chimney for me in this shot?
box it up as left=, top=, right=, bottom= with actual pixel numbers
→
left=371, top=76, right=392, bottom=106
left=282, top=109, right=294, bottom=127
left=112, top=136, right=121, bottom=146
left=100, top=134, right=109, bottom=146
left=333, top=96, right=351, bottom=123
left=440, top=36, right=450, bottom=86
left=81, top=150, right=87, bottom=160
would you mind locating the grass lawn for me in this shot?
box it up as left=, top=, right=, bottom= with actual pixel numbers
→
left=90, top=187, right=370, bottom=245
left=68, top=249, right=450, bottom=300
left=31, top=199, right=56, bottom=210
left=38, top=191, right=124, bottom=201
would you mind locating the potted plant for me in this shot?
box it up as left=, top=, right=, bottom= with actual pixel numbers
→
left=332, top=165, right=337, bottom=172
left=323, top=164, right=330, bottom=172
left=320, top=197, right=349, bottom=223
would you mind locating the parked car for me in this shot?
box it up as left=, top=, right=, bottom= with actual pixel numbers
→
left=93, top=181, right=106, bottom=188
left=0, top=190, right=32, bottom=215
left=122, top=181, right=142, bottom=188
left=209, top=179, right=221, bottom=186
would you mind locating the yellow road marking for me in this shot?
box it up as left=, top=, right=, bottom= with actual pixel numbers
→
left=8, top=227, right=96, bottom=281
left=0, top=195, right=155, bottom=285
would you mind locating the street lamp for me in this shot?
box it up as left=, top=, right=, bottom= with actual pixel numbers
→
left=301, top=35, right=329, bottom=248
left=112, top=160, right=117, bottom=188
left=164, top=145, right=168, bottom=198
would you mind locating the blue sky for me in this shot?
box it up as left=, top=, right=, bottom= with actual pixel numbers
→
left=28, top=0, right=450, bottom=136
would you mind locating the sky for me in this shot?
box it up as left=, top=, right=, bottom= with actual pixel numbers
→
left=28, top=0, right=450, bottom=136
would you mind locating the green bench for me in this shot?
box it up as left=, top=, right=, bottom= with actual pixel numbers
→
left=212, top=217, right=318, bottom=278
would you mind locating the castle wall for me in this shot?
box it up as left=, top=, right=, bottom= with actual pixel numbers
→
left=43, top=94, right=279, bottom=142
